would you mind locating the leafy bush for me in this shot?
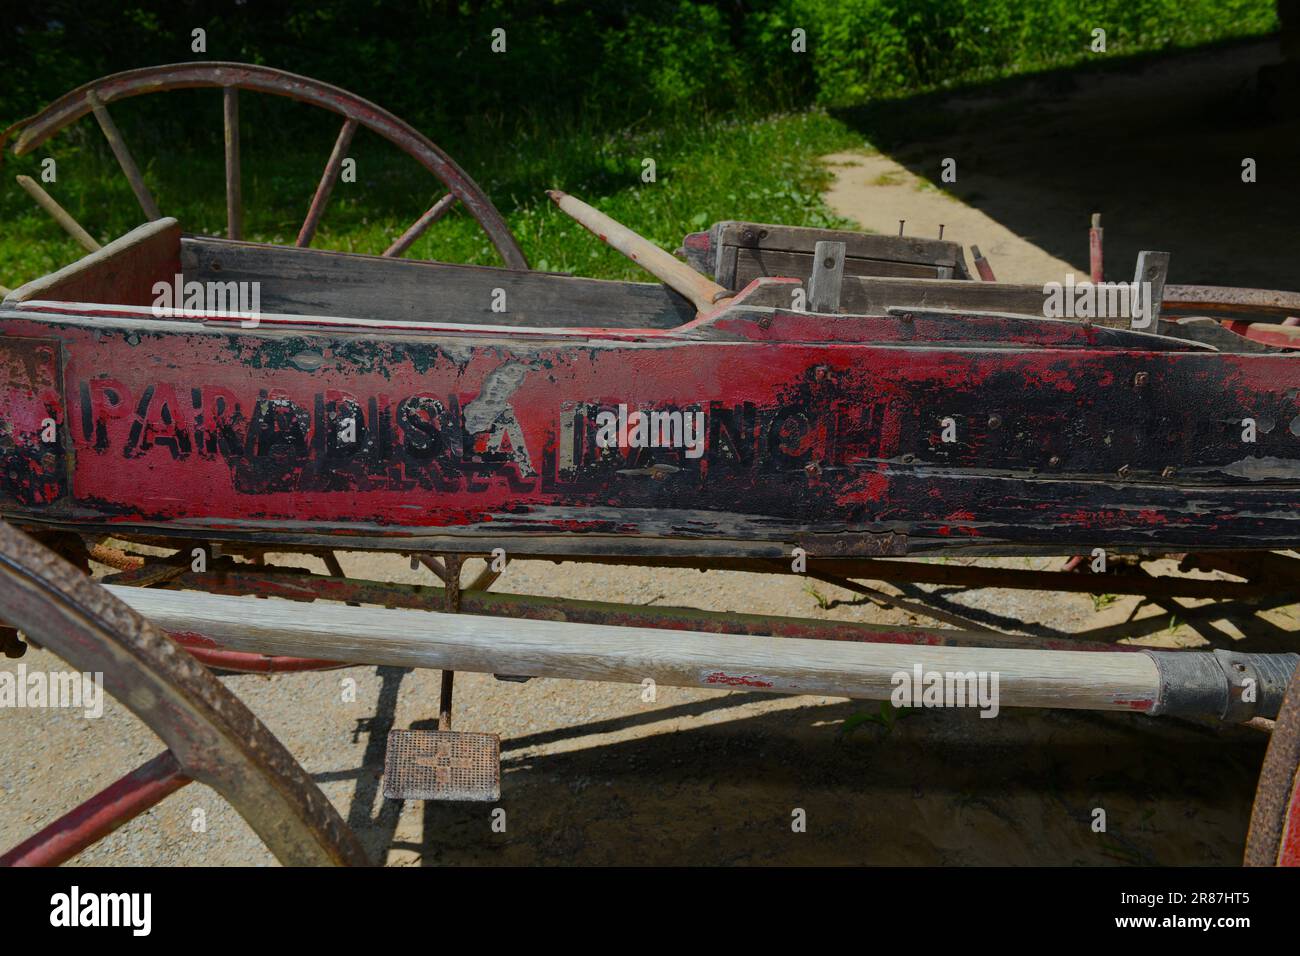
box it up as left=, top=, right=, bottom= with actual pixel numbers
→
left=1, top=1, right=1279, bottom=129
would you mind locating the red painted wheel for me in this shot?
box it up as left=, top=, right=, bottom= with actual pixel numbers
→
left=0, top=520, right=368, bottom=866
left=0, top=61, right=527, bottom=267
left=1245, top=666, right=1300, bottom=866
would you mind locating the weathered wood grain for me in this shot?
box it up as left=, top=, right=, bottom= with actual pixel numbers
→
left=689, top=222, right=972, bottom=288
left=107, top=585, right=1162, bottom=713
left=6, top=218, right=180, bottom=305
left=808, top=240, right=846, bottom=312
left=179, top=236, right=696, bottom=327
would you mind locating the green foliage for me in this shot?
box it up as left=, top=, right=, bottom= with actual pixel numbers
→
left=0, top=107, right=858, bottom=285
left=788, top=0, right=1277, bottom=106
left=0, top=1, right=1278, bottom=132
left=0, top=0, right=1278, bottom=285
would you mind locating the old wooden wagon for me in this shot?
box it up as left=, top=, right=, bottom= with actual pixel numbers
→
left=1, top=63, right=1298, bottom=867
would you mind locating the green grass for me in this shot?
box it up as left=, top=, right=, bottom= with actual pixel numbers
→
left=0, top=106, right=859, bottom=289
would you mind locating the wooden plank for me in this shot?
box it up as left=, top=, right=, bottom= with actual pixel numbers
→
left=1132, top=250, right=1170, bottom=331
left=7, top=218, right=180, bottom=305
left=107, top=585, right=1162, bottom=714
left=733, top=247, right=940, bottom=287
left=714, top=221, right=968, bottom=270
left=179, top=236, right=696, bottom=328
left=715, top=243, right=740, bottom=288
left=807, top=240, right=846, bottom=312
left=836, top=276, right=1050, bottom=316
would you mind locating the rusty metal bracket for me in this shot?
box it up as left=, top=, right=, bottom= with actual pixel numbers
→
left=1147, top=650, right=1298, bottom=722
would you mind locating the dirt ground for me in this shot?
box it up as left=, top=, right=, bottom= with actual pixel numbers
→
left=2, top=38, right=1297, bottom=866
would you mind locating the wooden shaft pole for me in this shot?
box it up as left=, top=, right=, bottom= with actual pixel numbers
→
left=15, top=175, right=101, bottom=252
left=107, top=586, right=1162, bottom=715
left=547, top=189, right=733, bottom=314
left=86, top=90, right=162, bottom=221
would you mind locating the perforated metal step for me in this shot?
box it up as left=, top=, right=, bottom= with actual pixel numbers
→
left=383, top=729, right=500, bottom=802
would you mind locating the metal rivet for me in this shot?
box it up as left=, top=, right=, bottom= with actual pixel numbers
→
left=988, top=414, right=1002, bottom=429
left=1049, top=455, right=1061, bottom=467
left=1162, top=465, right=1176, bottom=478
left=1117, top=464, right=1130, bottom=479
left=1134, top=372, right=1149, bottom=387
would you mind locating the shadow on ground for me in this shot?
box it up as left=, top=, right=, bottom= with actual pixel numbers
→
left=831, top=36, right=1298, bottom=288
left=340, top=684, right=1266, bottom=866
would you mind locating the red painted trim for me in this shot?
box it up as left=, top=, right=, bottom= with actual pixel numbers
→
left=0, top=751, right=189, bottom=867
left=1279, top=774, right=1300, bottom=866
left=171, top=631, right=347, bottom=673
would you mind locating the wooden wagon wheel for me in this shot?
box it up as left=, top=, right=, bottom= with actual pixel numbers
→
left=0, top=61, right=527, bottom=267
left=0, top=520, right=368, bottom=866
left=1245, top=665, right=1300, bottom=866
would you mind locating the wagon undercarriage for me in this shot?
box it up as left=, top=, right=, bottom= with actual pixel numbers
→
left=2, top=63, right=1299, bottom=868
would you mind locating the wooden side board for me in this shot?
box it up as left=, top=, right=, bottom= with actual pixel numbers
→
left=683, top=220, right=972, bottom=287
left=179, top=237, right=696, bottom=328
left=837, top=276, right=1052, bottom=316
left=5, top=218, right=181, bottom=306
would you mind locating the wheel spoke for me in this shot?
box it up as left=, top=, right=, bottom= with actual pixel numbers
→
left=296, top=117, right=357, bottom=248
left=383, top=193, right=457, bottom=258
left=85, top=90, right=161, bottom=221
left=0, top=751, right=190, bottom=867
left=0, top=521, right=368, bottom=866
left=15, top=175, right=101, bottom=252
left=223, top=87, right=242, bottom=240
left=9, top=63, right=528, bottom=267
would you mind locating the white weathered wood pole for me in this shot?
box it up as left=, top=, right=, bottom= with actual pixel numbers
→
left=109, top=586, right=1165, bottom=714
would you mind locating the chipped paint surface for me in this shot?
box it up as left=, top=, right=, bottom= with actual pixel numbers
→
left=3, top=305, right=1300, bottom=554
left=702, top=671, right=776, bottom=689
left=0, top=337, right=65, bottom=506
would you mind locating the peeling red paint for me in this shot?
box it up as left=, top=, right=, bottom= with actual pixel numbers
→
left=703, top=671, right=775, bottom=688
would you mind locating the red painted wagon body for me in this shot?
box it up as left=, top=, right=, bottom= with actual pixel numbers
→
left=4, top=219, right=1299, bottom=561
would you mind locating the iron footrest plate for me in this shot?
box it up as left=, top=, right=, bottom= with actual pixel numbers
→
left=383, top=729, right=501, bottom=802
